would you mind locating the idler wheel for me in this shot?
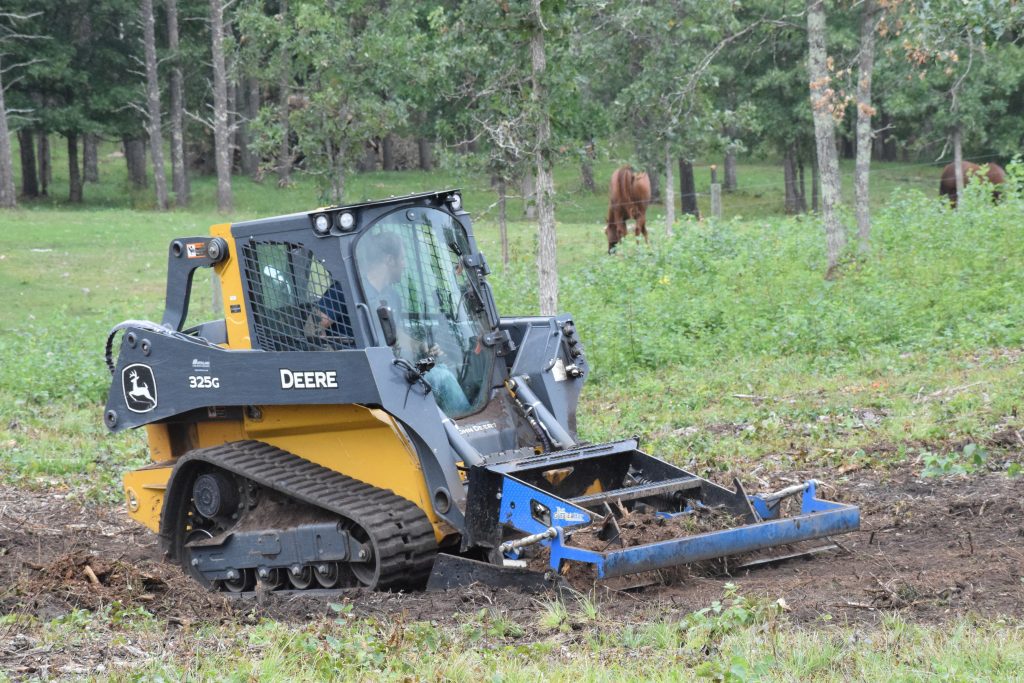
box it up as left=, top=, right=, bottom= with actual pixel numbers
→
left=347, top=523, right=380, bottom=587
left=192, top=472, right=239, bottom=519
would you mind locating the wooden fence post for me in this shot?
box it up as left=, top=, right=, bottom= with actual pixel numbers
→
left=710, top=164, right=722, bottom=218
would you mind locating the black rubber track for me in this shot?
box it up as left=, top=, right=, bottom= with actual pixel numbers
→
left=174, top=440, right=438, bottom=591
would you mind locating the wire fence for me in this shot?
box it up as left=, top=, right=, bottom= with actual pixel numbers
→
left=493, top=152, right=1017, bottom=221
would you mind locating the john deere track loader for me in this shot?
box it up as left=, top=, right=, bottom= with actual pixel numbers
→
left=103, top=190, right=858, bottom=593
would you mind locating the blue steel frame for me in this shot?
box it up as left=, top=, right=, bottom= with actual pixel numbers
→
left=497, top=474, right=859, bottom=579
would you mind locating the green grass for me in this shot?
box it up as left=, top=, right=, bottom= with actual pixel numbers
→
left=4, top=586, right=1022, bottom=681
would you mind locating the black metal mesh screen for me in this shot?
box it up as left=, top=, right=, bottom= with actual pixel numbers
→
left=240, top=241, right=355, bottom=351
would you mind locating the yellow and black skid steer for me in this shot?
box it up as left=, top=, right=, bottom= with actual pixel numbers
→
left=103, top=190, right=859, bottom=593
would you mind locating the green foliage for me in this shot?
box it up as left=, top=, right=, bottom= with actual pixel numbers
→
left=922, top=442, right=989, bottom=477
left=489, top=189, right=1024, bottom=386
left=237, top=0, right=437, bottom=203
left=681, top=583, right=783, bottom=654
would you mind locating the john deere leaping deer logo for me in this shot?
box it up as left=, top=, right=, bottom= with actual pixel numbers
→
left=122, top=364, right=158, bottom=413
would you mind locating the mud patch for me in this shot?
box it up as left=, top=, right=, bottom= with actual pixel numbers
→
left=0, top=467, right=1022, bottom=646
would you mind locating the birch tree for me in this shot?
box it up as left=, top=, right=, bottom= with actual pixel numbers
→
left=854, top=0, right=879, bottom=254
left=0, top=55, right=15, bottom=208
left=166, top=0, right=189, bottom=206
left=141, top=0, right=168, bottom=210
left=210, top=0, right=233, bottom=213
left=806, top=0, right=845, bottom=278
left=530, top=0, right=557, bottom=316
left=0, top=8, right=42, bottom=208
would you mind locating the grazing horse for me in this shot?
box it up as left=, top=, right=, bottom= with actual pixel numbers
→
left=605, top=166, right=652, bottom=253
left=939, top=161, right=1006, bottom=208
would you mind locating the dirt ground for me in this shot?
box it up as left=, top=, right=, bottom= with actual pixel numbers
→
left=1, top=467, right=1022, bottom=674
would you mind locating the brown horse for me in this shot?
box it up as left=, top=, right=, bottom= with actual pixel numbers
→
left=939, top=161, right=1006, bottom=208
left=605, top=166, right=652, bottom=253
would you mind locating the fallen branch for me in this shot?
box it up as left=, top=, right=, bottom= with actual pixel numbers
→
left=83, top=565, right=100, bottom=586
left=913, top=382, right=984, bottom=403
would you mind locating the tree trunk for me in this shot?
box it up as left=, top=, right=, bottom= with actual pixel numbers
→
left=357, top=139, right=378, bottom=172
left=710, top=165, right=722, bottom=218
left=0, top=61, right=15, bottom=208
left=417, top=138, right=433, bottom=171
left=498, top=176, right=509, bottom=269
left=275, top=0, right=293, bottom=188
left=530, top=0, right=557, bottom=316
left=854, top=0, right=877, bottom=254
left=227, top=80, right=237, bottom=171
left=142, top=0, right=169, bottom=210
left=210, top=0, right=233, bottom=213
left=678, top=158, right=698, bottom=217
left=952, top=126, right=964, bottom=198
left=646, top=167, right=660, bottom=203
left=783, top=149, right=798, bottom=214
left=239, top=77, right=259, bottom=177
left=382, top=134, right=395, bottom=171
left=18, top=129, right=39, bottom=198
left=167, top=0, right=189, bottom=205
left=812, top=158, right=820, bottom=212
left=83, top=134, right=99, bottom=182
left=664, top=145, right=675, bottom=236
left=328, top=137, right=347, bottom=205
left=797, top=157, right=808, bottom=213
left=806, top=0, right=846, bottom=277
left=580, top=138, right=595, bottom=192
left=38, top=132, right=50, bottom=196
left=68, top=134, right=83, bottom=203
left=276, top=79, right=292, bottom=185
left=724, top=147, right=738, bottom=191
left=125, top=138, right=148, bottom=188
left=521, top=167, right=536, bottom=219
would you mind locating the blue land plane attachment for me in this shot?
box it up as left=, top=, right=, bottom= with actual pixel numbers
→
left=464, top=439, right=859, bottom=580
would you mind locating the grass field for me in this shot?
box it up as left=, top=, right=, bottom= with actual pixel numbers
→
left=1, top=141, right=1022, bottom=680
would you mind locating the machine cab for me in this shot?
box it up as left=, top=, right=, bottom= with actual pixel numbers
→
left=233, top=191, right=502, bottom=419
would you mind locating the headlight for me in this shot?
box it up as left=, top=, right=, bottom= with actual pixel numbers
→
left=448, top=193, right=462, bottom=212
left=312, top=213, right=331, bottom=235
left=337, top=212, right=356, bottom=231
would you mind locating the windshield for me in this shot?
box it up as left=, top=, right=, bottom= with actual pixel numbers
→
left=355, top=207, right=494, bottom=418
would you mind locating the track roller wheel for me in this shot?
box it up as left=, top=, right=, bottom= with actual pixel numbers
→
left=314, top=562, right=344, bottom=588
left=257, top=567, right=285, bottom=590
left=223, top=568, right=255, bottom=593
left=288, top=565, right=315, bottom=590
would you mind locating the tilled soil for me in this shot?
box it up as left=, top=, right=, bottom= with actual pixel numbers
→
left=0, top=468, right=1022, bottom=673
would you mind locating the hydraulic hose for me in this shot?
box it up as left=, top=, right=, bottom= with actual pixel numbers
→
left=506, top=375, right=575, bottom=451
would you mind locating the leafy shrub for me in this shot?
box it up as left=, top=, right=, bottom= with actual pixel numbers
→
left=922, top=442, right=989, bottom=477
